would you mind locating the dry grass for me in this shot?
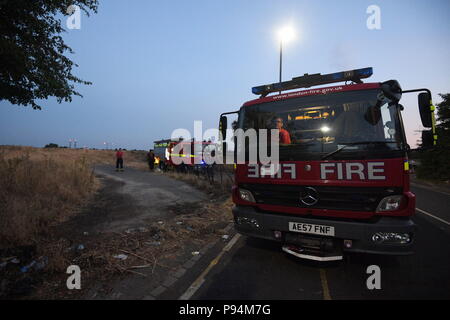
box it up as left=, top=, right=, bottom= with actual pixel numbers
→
left=0, top=145, right=148, bottom=170
left=0, top=146, right=147, bottom=248
left=26, top=189, right=235, bottom=299
left=0, top=146, right=236, bottom=299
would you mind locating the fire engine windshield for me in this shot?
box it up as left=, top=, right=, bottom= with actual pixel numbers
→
left=238, top=89, right=405, bottom=161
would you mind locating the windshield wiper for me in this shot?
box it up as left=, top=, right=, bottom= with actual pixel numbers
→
left=321, top=141, right=391, bottom=160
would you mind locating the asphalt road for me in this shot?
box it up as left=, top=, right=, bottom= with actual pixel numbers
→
left=191, top=182, right=450, bottom=300
left=92, top=165, right=207, bottom=232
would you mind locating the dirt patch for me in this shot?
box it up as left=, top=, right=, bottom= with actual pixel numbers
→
left=0, top=167, right=233, bottom=299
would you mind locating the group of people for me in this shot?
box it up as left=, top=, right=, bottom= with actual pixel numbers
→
left=114, top=148, right=158, bottom=172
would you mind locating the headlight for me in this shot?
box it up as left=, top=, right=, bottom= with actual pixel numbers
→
left=238, top=188, right=256, bottom=203
left=376, top=195, right=404, bottom=212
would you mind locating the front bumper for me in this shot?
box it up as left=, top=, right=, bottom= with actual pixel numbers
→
left=233, top=205, right=416, bottom=255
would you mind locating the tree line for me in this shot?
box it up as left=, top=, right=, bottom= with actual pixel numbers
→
left=416, top=93, right=450, bottom=181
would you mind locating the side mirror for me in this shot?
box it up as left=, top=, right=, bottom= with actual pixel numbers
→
left=381, top=80, right=402, bottom=101
left=219, top=116, right=228, bottom=140
left=418, top=92, right=433, bottom=128
left=421, top=130, right=434, bottom=148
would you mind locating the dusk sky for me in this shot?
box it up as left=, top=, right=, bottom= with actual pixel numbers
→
left=1, top=0, right=449, bottom=149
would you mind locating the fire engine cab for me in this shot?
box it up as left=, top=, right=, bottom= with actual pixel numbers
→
left=219, top=67, right=437, bottom=261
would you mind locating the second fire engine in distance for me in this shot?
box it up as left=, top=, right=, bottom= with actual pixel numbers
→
left=219, top=67, right=437, bottom=261
left=153, top=138, right=182, bottom=171
left=167, top=139, right=216, bottom=172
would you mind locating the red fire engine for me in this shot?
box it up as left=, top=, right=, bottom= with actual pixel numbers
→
left=154, top=138, right=210, bottom=169
left=219, top=67, right=437, bottom=261
left=166, top=139, right=215, bottom=168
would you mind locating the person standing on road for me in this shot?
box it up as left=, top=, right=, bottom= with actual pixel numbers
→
left=116, top=148, right=124, bottom=172
left=147, top=149, right=155, bottom=171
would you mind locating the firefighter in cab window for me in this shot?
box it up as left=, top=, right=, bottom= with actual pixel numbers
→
left=276, top=117, right=291, bottom=144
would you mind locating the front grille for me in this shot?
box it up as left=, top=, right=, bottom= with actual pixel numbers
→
left=240, top=183, right=402, bottom=212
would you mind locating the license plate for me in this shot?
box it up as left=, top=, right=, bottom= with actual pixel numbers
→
left=289, top=222, right=335, bottom=236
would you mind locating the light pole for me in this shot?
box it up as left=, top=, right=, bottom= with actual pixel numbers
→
left=277, top=26, right=295, bottom=94
left=279, top=40, right=282, bottom=94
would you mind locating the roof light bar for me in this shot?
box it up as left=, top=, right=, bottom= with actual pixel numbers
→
left=252, top=67, right=373, bottom=97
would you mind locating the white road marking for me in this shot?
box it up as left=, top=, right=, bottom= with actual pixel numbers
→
left=416, top=208, right=450, bottom=226
left=180, top=207, right=448, bottom=301
left=411, top=182, right=450, bottom=197
left=178, top=234, right=241, bottom=300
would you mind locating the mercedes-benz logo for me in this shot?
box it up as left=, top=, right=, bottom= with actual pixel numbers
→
left=300, top=187, right=319, bottom=206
